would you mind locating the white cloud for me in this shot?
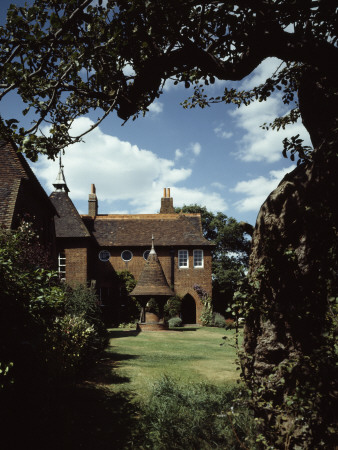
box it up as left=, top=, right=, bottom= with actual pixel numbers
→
left=34, top=117, right=226, bottom=214
left=231, top=165, right=296, bottom=212
left=148, top=101, right=164, bottom=115
left=230, top=95, right=311, bottom=163
left=214, top=124, right=233, bottom=140
left=189, top=142, right=201, bottom=156
left=175, top=149, right=183, bottom=160
left=211, top=182, right=226, bottom=190
left=240, top=57, right=283, bottom=90
left=172, top=187, right=228, bottom=213
left=122, top=64, right=135, bottom=77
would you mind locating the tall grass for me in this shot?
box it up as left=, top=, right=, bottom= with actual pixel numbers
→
left=137, top=375, right=258, bottom=450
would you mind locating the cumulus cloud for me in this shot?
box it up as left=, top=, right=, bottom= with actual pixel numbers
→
left=148, top=101, right=164, bottom=115
left=214, top=124, right=233, bottom=140
left=231, top=165, right=296, bottom=212
left=33, top=118, right=225, bottom=214
left=240, top=57, right=283, bottom=91
left=211, top=181, right=226, bottom=190
left=189, top=142, right=201, bottom=156
left=175, top=149, right=183, bottom=160
left=230, top=95, right=311, bottom=163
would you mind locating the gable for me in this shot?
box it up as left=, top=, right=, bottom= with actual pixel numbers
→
left=50, top=191, right=90, bottom=238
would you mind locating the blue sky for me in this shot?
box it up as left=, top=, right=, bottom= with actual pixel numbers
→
left=1, top=1, right=311, bottom=226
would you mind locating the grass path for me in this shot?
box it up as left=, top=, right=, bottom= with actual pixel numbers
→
left=103, top=326, right=241, bottom=400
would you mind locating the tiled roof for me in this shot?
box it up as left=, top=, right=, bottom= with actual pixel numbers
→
left=82, top=214, right=214, bottom=247
left=130, top=249, right=174, bottom=297
left=0, top=179, right=20, bottom=228
left=0, top=140, right=56, bottom=227
left=50, top=191, right=90, bottom=238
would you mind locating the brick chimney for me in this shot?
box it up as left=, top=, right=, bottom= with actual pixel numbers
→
left=160, top=188, right=175, bottom=214
left=88, top=184, right=98, bottom=216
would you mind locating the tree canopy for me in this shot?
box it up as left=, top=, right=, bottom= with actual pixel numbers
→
left=1, top=0, right=337, bottom=160
left=1, top=1, right=337, bottom=447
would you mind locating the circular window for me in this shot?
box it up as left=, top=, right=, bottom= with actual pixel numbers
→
left=99, top=250, right=110, bottom=262
left=143, top=250, right=150, bottom=261
left=121, top=250, right=133, bottom=262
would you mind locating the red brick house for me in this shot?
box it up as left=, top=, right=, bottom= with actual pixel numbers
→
left=0, top=143, right=214, bottom=324
left=0, top=140, right=56, bottom=250
left=50, top=165, right=214, bottom=324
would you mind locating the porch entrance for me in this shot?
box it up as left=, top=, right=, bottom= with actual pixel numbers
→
left=181, top=294, right=196, bottom=324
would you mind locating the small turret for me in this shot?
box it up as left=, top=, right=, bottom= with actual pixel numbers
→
left=53, top=155, right=69, bottom=193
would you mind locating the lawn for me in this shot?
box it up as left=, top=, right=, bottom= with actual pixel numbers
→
left=104, top=326, right=241, bottom=400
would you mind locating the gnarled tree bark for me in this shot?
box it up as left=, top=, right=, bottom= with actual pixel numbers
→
left=243, top=71, right=338, bottom=448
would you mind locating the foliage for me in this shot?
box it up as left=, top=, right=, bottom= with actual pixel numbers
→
left=164, top=295, right=182, bottom=321
left=146, top=298, right=160, bottom=315
left=64, top=284, right=108, bottom=352
left=140, top=375, right=258, bottom=450
left=0, top=223, right=107, bottom=389
left=1, top=1, right=336, bottom=161
left=43, top=314, right=95, bottom=380
left=194, top=284, right=213, bottom=326
left=168, top=317, right=183, bottom=328
left=233, top=239, right=338, bottom=448
left=213, top=312, right=226, bottom=328
left=177, top=205, right=250, bottom=314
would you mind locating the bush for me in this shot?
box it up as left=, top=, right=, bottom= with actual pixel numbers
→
left=43, top=314, right=95, bottom=380
left=213, top=312, right=226, bottom=328
left=164, top=296, right=182, bottom=321
left=168, top=317, right=183, bottom=328
left=225, top=318, right=235, bottom=329
left=146, top=298, right=160, bottom=315
left=140, top=376, right=258, bottom=449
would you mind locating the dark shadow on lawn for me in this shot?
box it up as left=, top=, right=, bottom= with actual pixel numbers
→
left=108, top=329, right=140, bottom=339
left=1, top=351, right=142, bottom=450
left=169, top=327, right=199, bottom=331
left=2, top=384, right=141, bottom=450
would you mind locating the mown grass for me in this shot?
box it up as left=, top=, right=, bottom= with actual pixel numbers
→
left=105, top=326, right=241, bottom=400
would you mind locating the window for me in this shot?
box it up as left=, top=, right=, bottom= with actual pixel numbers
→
left=193, top=249, right=204, bottom=268
left=99, top=249, right=110, bottom=262
left=143, top=250, right=150, bottom=261
left=58, top=251, right=66, bottom=280
left=178, top=250, right=189, bottom=268
left=121, top=250, right=133, bottom=262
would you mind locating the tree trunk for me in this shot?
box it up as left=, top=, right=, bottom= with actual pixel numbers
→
left=243, top=72, right=338, bottom=448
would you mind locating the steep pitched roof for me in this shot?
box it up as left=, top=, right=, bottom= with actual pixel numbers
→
left=0, top=140, right=56, bottom=228
left=130, top=239, right=174, bottom=297
left=50, top=191, right=90, bottom=238
left=82, top=213, right=214, bottom=247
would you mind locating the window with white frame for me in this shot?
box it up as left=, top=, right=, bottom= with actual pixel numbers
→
left=178, top=249, right=189, bottom=268
left=58, top=251, right=66, bottom=280
left=193, top=249, right=204, bottom=268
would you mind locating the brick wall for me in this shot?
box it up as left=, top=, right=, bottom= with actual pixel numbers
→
left=91, top=245, right=212, bottom=324
left=56, top=238, right=88, bottom=286
left=65, top=247, right=88, bottom=286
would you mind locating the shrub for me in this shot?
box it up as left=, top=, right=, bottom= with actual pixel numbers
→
left=43, top=314, right=95, bottom=380
left=225, top=318, right=235, bottom=329
left=164, top=295, right=182, bottom=321
left=213, top=312, right=226, bottom=328
left=146, top=298, right=160, bottom=315
left=140, top=376, right=258, bottom=449
left=168, top=317, right=183, bottom=328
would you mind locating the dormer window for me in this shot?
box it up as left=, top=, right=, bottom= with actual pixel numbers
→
left=178, top=250, right=189, bottom=268
left=193, top=249, right=204, bottom=268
